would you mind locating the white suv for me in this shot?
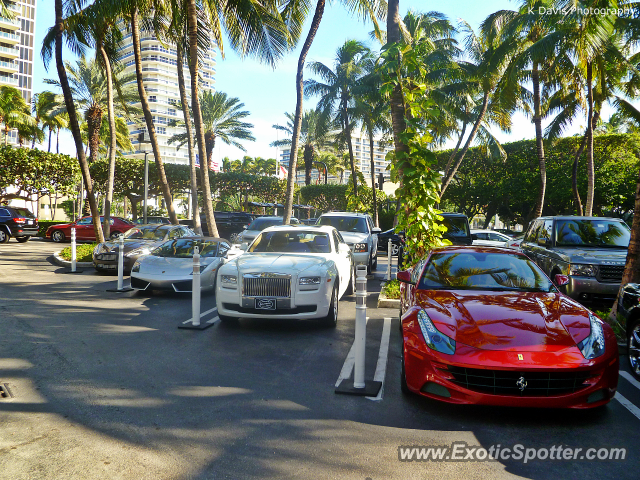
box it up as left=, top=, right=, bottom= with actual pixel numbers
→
left=316, top=212, right=380, bottom=273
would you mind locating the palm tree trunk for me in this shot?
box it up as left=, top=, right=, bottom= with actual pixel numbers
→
left=99, top=44, right=116, bottom=239
left=585, top=61, right=595, bottom=216
left=131, top=7, right=179, bottom=225
left=176, top=45, right=202, bottom=235
left=342, top=99, right=358, bottom=196
left=47, top=128, right=52, bottom=152
left=572, top=134, right=585, bottom=215
left=441, top=91, right=489, bottom=197
left=187, top=0, right=218, bottom=237
left=283, top=0, right=326, bottom=225
left=532, top=63, right=546, bottom=219
left=369, top=130, right=378, bottom=226
left=444, top=121, right=467, bottom=178
left=54, top=0, right=104, bottom=243
left=56, top=127, right=60, bottom=154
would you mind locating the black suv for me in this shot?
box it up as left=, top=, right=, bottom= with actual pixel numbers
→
left=0, top=206, right=39, bottom=243
left=181, top=211, right=255, bottom=240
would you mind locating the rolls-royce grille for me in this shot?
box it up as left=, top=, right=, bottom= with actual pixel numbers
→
left=597, top=265, right=624, bottom=283
left=243, top=277, right=291, bottom=298
left=446, top=366, right=592, bottom=397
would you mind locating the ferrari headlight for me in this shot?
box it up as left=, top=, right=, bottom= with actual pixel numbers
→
left=131, top=261, right=141, bottom=273
left=221, top=275, right=237, bottom=285
left=299, top=276, right=321, bottom=285
left=417, top=309, right=456, bottom=355
left=570, top=264, right=597, bottom=277
left=126, top=247, right=151, bottom=257
left=353, top=243, right=368, bottom=253
left=577, top=312, right=606, bottom=360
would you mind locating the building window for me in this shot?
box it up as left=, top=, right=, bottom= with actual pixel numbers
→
left=157, top=127, right=166, bottom=135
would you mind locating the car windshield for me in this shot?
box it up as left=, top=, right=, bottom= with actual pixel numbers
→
left=419, top=251, right=554, bottom=292
left=249, top=231, right=332, bottom=254
left=440, top=216, right=469, bottom=238
left=124, top=226, right=167, bottom=240
left=318, top=216, right=368, bottom=233
left=152, top=239, right=222, bottom=258
left=12, top=207, right=35, bottom=218
left=555, top=219, right=630, bottom=248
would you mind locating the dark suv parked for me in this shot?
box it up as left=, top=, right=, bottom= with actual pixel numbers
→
left=0, top=206, right=39, bottom=243
left=180, top=211, right=256, bottom=240
left=520, top=216, right=630, bottom=301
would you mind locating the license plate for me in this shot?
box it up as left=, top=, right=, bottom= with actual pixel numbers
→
left=255, top=298, right=277, bottom=310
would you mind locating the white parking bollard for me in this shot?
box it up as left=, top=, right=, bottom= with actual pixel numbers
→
left=386, top=239, right=392, bottom=280
left=335, top=264, right=381, bottom=396
left=192, top=246, right=201, bottom=326
left=71, top=227, right=77, bottom=272
left=107, top=234, right=133, bottom=292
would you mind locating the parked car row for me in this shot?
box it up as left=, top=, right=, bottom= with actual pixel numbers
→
left=0, top=206, right=38, bottom=243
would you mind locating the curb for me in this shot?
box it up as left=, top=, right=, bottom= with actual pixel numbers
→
left=378, top=281, right=400, bottom=309
left=52, top=250, right=93, bottom=268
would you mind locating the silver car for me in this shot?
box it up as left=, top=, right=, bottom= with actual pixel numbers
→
left=237, top=216, right=299, bottom=245
left=130, top=237, right=233, bottom=293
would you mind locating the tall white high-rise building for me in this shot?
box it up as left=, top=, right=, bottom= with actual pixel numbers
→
left=0, top=0, right=36, bottom=144
left=117, top=22, right=216, bottom=166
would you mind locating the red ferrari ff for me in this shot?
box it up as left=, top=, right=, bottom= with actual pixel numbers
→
left=398, top=246, right=619, bottom=409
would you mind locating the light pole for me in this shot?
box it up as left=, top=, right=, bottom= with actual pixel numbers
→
left=143, top=150, right=150, bottom=225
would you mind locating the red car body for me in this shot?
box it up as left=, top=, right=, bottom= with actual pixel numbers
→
left=399, top=246, right=619, bottom=409
left=46, top=216, right=134, bottom=242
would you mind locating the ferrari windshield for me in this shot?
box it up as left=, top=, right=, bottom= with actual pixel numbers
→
left=124, top=226, right=167, bottom=240
left=318, top=216, right=368, bottom=233
left=419, top=251, right=554, bottom=292
left=152, top=239, right=223, bottom=258
left=555, top=219, right=630, bottom=248
left=249, top=230, right=332, bottom=254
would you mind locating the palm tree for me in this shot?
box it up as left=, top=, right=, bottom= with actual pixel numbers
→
left=32, top=91, right=67, bottom=152
left=271, top=110, right=332, bottom=185
left=305, top=40, right=375, bottom=196
left=0, top=86, right=35, bottom=145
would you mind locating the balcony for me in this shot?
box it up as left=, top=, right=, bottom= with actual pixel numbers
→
left=0, top=16, right=19, bottom=31
left=0, top=44, right=18, bottom=59
left=0, top=59, right=17, bottom=73
left=0, top=30, right=19, bottom=45
left=0, top=74, right=18, bottom=86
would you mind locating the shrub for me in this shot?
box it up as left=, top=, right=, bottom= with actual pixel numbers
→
left=59, top=242, right=97, bottom=263
left=381, top=279, right=401, bottom=299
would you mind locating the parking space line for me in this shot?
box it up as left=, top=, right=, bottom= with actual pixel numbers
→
left=366, top=317, right=392, bottom=401
left=182, top=306, right=218, bottom=324
left=207, top=315, right=220, bottom=324
left=334, top=317, right=369, bottom=387
left=619, top=371, right=640, bottom=391
left=615, top=392, right=640, bottom=421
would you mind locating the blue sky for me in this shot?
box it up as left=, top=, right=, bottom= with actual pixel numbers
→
left=33, top=0, right=593, bottom=160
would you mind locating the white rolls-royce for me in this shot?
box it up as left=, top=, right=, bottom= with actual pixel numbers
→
left=215, top=225, right=354, bottom=327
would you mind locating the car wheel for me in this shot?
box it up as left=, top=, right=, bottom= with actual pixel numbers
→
left=51, top=230, right=65, bottom=243
left=391, top=243, right=399, bottom=256
left=400, top=339, right=411, bottom=395
left=321, top=284, right=338, bottom=328
left=372, top=255, right=378, bottom=270
left=0, top=229, right=9, bottom=243
left=628, top=317, right=640, bottom=380
left=345, top=267, right=356, bottom=295
left=15, top=236, right=30, bottom=243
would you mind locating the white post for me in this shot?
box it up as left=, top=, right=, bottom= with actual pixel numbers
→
left=386, top=238, right=392, bottom=280
left=117, top=234, right=124, bottom=291
left=71, top=227, right=77, bottom=273
left=191, top=246, right=201, bottom=326
left=353, top=264, right=368, bottom=389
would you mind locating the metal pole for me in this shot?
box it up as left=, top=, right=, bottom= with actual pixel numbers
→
left=71, top=227, right=77, bottom=273
left=192, top=246, right=201, bottom=326
left=386, top=238, right=392, bottom=281
left=353, top=264, right=368, bottom=389
left=117, top=234, right=124, bottom=291
left=143, top=151, right=149, bottom=225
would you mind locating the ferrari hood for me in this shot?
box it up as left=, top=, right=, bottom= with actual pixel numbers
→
left=417, top=290, right=591, bottom=352
left=138, top=255, right=217, bottom=275
left=234, top=253, right=326, bottom=273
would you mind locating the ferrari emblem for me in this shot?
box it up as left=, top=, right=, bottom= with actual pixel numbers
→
left=517, top=354, right=524, bottom=360
left=516, top=376, right=527, bottom=392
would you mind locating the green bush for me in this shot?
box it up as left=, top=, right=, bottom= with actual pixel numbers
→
left=59, top=242, right=97, bottom=263
left=381, top=279, right=401, bottom=299
left=37, top=220, right=70, bottom=237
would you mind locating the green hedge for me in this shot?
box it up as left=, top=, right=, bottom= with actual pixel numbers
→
left=37, top=221, right=70, bottom=237
left=59, top=242, right=97, bottom=262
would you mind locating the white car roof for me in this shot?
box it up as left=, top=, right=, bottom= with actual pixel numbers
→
left=320, top=211, right=368, bottom=217
left=261, top=224, right=337, bottom=234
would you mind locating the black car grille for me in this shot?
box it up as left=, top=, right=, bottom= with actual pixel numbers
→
left=243, top=277, right=291, bottom=298
left=597, top=265, right=624, bottom=283
left=222, top=303, right=316, bottom=315
left=446, top=366, right=592, bottom=397
left=131, top=277, right=150, bottom=290
left=173, top=280, right=193, bottom=292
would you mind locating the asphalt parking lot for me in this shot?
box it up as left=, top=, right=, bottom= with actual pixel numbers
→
left=1, top=239, right=639, bottom=479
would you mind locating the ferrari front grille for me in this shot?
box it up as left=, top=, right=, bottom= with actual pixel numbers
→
left=446, top=366, right=593, bottom=397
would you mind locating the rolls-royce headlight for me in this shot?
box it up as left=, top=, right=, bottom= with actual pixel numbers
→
left=417, top=309, right=456, bottom=355
left=570, top=264, right=597, bottom=277
left=353, top=243, right=368, bottom=253
left=127, top=247, right=151, bottom=257
left=221, top=275, right=237, bottom=285
left=131, top=261, right=141, bottom=273
left=577, top=312, right=606, bottom=360
left=299, top=276, right=321, bottom=285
